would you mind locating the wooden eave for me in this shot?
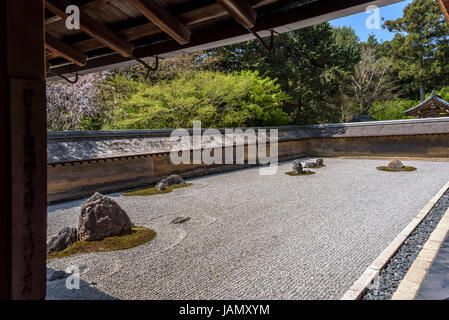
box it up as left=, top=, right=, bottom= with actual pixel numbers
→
left=45, top=0, right=404, bottom=80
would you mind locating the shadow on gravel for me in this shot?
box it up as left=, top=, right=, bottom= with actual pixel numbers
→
left=46, top=267, right=118, bottom=300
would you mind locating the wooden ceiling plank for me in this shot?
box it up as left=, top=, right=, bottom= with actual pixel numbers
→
left=61, top=0, right=276, bottom=55
left=45, top=33, right=87, bottom=66
left=108, top=0, right=142, bottom=19
left=127, top=0, right=191, bottom=45
left=45, top=0, right=134, bottom=57
left=217, top=0, right=257, bottom=28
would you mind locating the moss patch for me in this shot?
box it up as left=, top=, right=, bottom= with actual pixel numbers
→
left=47, top=227, right=156, bottom=260
left=376, top=166, right=417, bottom=172
left=285, top=171, right=316, bottom=176
left=123, top=183, right=192, bottom=196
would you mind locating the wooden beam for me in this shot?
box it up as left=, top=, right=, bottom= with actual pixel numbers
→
left=438, top=0, right=449, bottom=25
left=46, top=51, right=59, bottom=60
left=45, top=15, right=62, bottom=25
left=50, top=0, right=401, bottom=77
left=217, top=0, right=257, bottom=28
left=127, top=0, right=191, bottom=45
left=45, top=0, right=277, bottom=56
left=45, top=0, right=134, bottom=57
left=45, top=33, right=87, bottom=66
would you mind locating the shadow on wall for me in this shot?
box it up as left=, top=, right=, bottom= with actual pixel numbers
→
left=46, top=267, right=118, bottom=300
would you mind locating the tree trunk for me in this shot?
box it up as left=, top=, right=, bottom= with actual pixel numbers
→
left=420, top=81, right=425, bottom=102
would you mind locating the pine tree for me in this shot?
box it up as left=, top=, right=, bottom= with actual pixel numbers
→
left=384, top=0, right=449, bottom=101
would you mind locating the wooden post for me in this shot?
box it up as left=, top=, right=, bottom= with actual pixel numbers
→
left=0, top=0, right=47, bottom=299
left=438, top=0, right=449, bottom=25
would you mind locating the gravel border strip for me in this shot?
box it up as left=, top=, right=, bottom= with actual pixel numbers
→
left=391, top=206, right=449, bottom=300
left=341, top=181, right=449, bottom=300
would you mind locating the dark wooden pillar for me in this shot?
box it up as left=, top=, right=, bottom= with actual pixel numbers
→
left=0, top=0, right=47, bottom=299
left=438, top=0, right=449, bottom=25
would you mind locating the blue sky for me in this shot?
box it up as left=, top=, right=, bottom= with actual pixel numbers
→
left=329, top=0, right=413, bottom=42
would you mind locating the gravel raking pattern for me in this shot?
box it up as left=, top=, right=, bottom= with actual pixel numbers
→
left=46, top=159, right=449, bottom=300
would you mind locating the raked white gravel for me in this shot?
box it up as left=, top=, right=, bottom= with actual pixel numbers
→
left=46, top=158, right=449, bottom=300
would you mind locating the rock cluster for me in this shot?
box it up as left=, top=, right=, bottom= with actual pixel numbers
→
left=78, top=192, right=133, bottom=241
left=156, top=174, right=185, bottom=191
left=304, top=161, right=316, bottom=168
left=304, top=158, right=324, bottom=168
left=47, top=227, right=78, bottom=254
left=48, top=192, right=135, bottom=253
left=292, top=159, right=312, bottom=174
left=388, top=159, right=405, bottom=170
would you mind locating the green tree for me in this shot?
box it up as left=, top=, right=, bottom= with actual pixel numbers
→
left=383, top=0, right=449, bottom=101
left=369, top=99, right=417, bottom=120
left=209, top=23, right=361, bottom=124
left=104, top=70, right=290, bottom=129
left=362, top=34, right=380, bottom=51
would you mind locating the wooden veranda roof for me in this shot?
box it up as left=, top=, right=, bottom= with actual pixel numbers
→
left=45, top=0, right=403, bottom=80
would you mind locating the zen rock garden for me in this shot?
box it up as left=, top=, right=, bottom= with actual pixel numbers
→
left=123, top=174, right=190, bottom=196
left=47, top=174, right=187, bottom=256
left=47, top=192, right=135, bottom=254
left=48, top=161, right=418, bottom=256
left=46, top=158, right=449, bottom=300
left=286, top=158, right=417, bottom=176
left=287, top=158, right=324, bottom=176
left=377, top=159, right=417, bottom=172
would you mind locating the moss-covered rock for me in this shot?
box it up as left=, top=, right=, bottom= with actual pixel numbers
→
left=376, top=166, right=417, bottom=172
left=47, top=227, right=156, bottom=259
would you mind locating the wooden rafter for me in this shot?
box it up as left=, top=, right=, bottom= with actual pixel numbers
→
left=45, top=0, right=134, bottom=57
left=48, top=0, right=405, bottom=77
left=46, top=0, right=277, bottom=56
left=438, top=0, right=449, bottom=24
left=45, top=33, right=87, bottom=66
left=217, top=0, right=257, bottom=28
left=127, top=0, right=191, bottom=45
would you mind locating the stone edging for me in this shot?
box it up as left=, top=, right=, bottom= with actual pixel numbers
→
left=391, top=206, right=449, bottom=300
left=341, top=180, right=449, bottom=300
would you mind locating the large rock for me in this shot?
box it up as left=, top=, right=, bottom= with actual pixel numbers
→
left=156, top=174, right=185, bottom=191
left=292, top=160, right=304, bottom=174
left=388, top=160, right=405, bottom=170
left=78, top=192, right=133, bottom=241
left=47, top=227, right=78, bottom=254
left=316, top=158, right=324, bottom=166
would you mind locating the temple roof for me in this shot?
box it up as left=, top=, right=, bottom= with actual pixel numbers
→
left=404, top=91, right=449, bottom=117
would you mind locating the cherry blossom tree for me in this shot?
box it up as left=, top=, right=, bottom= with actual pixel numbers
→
left=46, top=72, right=108, bottom=131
